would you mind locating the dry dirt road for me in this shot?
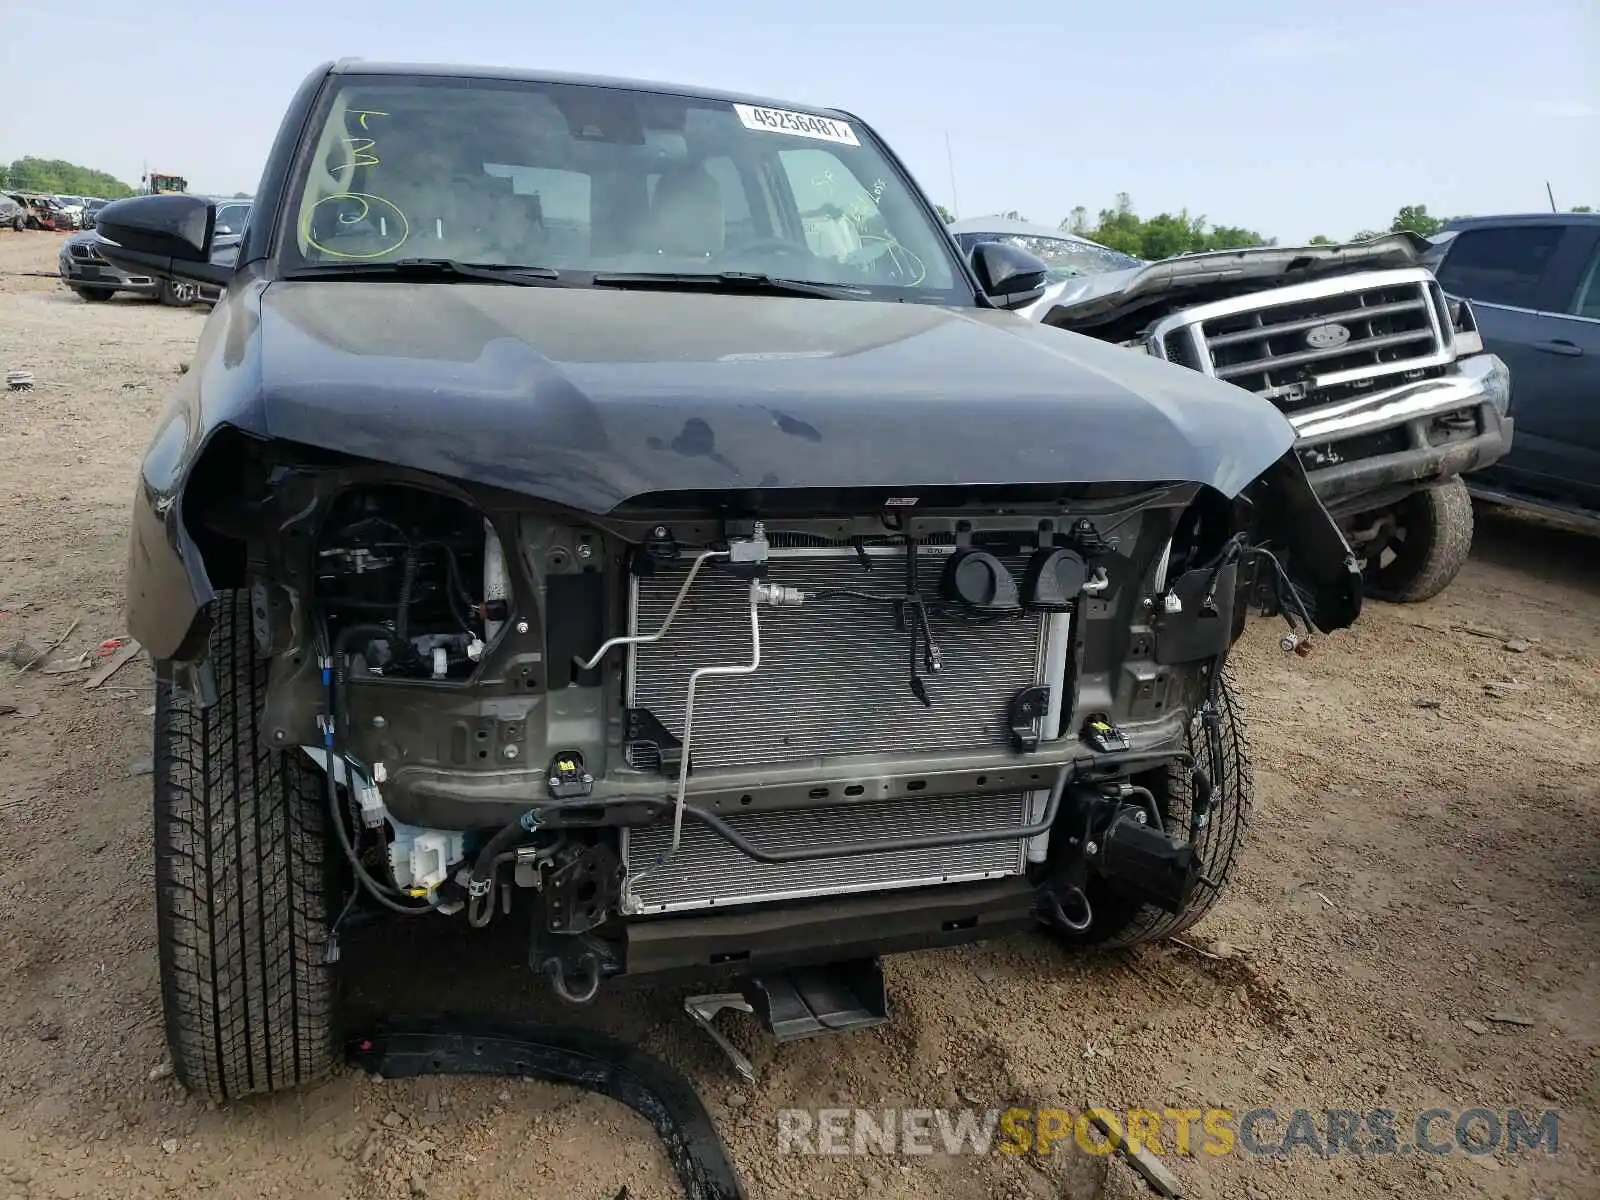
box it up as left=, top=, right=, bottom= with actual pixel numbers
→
left=1, top=230, right=1596, bottom=1200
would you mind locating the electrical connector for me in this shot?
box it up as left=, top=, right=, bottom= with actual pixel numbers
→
left=355, top=780, right=387, bottom=829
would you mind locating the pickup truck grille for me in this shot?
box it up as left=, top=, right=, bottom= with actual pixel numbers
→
left=1155, top=268, right=1454, bottom=412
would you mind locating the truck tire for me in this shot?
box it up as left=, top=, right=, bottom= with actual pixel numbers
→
left=153, top=590, right=338, bottom=1103
left=10, top=215, right=22, bottom=232
left=158, top=278, right=196, bottom=307
left=73, top=287, right=114, bottom=302
left=1363, top=478, right=1474, bottom=604
left=1048, top=674, right=1252, bottom=949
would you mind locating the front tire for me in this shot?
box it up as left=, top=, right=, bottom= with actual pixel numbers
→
left=1048, top=674, right=1252, bottom=949
left=153, top=590, right=338, bottom=1102
left=1363, top=477, right=1474, bottom=604
left=157, top=278, right=196, bottom=306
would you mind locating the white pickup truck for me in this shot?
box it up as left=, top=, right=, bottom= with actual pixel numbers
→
left=952, top=218, right=1514, bottom=602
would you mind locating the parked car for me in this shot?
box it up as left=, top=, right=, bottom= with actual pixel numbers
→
left=951, top=218, right=1512, bottom=603
left=52, top=195, right=86, bottom=229
left=80, top=197, right=110, bottom=229
left=1422, top=213, right=1600, bottom=523
left=95, top=59, right=1362, bottom=1104
left=11, top=193, right=67, bottom=231
left=60, top=200, right=250, bottom=305
left=58, top=228, right=162, bottom=301
left=0, top=193, right=25, bottom=231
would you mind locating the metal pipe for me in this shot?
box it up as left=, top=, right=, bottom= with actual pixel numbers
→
left=670, top=586, right=763, bottom=854
left=1124, top=783, right=1163, bottom=833
left=574, top=549, right=728, bottom=671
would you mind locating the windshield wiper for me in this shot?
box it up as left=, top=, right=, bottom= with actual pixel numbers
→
left=589, top=271, right=865, bottom=299
left=282, top=258, right=564, bottom=286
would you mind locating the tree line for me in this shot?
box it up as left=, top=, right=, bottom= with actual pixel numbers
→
left=939, top=195, right=1596, bottom=256
left=2, top=157, right=137, bottom=198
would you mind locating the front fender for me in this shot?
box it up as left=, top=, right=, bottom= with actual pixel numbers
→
left=1247, top=450, right=1364, bottom=633
left=126, top=287, right=268, bottom=663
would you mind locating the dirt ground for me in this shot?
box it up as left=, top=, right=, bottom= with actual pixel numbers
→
left=0, top=228, right=1595, bottom=1200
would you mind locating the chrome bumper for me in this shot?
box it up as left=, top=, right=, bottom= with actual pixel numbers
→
left=1289, top=353, right=1510, bottom=445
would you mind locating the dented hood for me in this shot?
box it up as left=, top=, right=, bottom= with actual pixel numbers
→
left=1034, top=233, right=1431, bottom=328
left=251, top=281, right=1296, bottom=513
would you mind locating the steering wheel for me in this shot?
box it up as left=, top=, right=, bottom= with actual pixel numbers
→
left=843, top=236, right=928, bottom=286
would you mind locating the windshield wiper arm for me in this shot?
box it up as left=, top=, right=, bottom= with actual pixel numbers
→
left=282, top=258, right=563, bottom=285
left=589, top=271, right=864, bottom=299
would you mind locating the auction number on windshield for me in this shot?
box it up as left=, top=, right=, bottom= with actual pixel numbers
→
left=733, top=103, right=860, bottom=146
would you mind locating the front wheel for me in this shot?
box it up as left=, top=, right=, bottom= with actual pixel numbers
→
left=1362, top=478, right=1474, bottom=604
left=157, top=278, right=197, bottom=306
left=1046, top=675, right=1253, bottom=949
left=153, top=590, right=339, bottom=1102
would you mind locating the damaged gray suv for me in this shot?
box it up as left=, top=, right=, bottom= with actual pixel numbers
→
left=95, top=60, right=1362, bottom=1103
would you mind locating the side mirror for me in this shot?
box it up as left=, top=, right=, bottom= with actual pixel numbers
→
left=94, top=194, right=234, bottom=287
left=970, top=241, right=1049, bottom=310
left=96, top=193, right=215, bottom=261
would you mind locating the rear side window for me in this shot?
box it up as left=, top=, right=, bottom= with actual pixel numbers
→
left=1434, top=225, right=1564, bottom=309
left=1568, top=247, right=1600, bottom=320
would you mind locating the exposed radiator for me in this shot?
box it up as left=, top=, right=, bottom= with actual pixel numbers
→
left=627, top=545, right=1046, bottom=771
left=622, top=790, right=1031, bottom=914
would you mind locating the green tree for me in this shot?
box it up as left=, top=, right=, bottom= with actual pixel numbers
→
left=1389, top=204, right=1444, bottom=237
left=1090, top=193, right=1145, bottom=256
left=1573, top=205, right=1594, bottom=213
left=1060, top=206, right=1091, bottom=236
left=934, top=204, right=955, bottom=224
left=3, top=157, right=136, bottom=197
left=1066, top=195, right=1270, bottom=259
left=1308, top=234, right=1336, bottom=244
left=1203, top=224, right=1269, bottom=251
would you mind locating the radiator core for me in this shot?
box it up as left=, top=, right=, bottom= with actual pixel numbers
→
left=622, top=545, right=1049, bottom=912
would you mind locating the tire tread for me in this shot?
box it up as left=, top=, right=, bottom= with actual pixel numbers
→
left=152, top=590, right=335, bottom=1102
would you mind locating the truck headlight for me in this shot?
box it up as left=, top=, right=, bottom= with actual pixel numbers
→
left=1463, top=353, right=1512, bottom=418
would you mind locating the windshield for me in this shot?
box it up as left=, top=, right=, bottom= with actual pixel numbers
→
left=282, top=75, right=970, bottom=302
left=953, top=231, right=1142, bottom=281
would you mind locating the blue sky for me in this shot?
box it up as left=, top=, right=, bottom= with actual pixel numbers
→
left=3, top=0, right=1595, bottom=240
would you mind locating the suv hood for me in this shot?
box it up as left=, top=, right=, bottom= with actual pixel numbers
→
left=250, top=282, right=1297, bottom=514
left=1034, top=233, right=1431, bottom=329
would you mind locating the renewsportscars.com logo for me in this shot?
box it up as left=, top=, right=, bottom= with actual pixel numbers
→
left=775, top=1106, right=1561, bottom=1159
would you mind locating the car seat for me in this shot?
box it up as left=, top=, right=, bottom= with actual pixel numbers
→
left=644, top=163, right=725, bottom=258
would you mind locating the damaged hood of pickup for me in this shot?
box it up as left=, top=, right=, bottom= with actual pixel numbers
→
left=1031, top=233, right=1433, bottom=330
left=241, top=281, right=1298, bottom=513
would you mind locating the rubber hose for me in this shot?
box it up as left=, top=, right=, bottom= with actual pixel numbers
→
left=470, top=813, right=534, bottom=890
